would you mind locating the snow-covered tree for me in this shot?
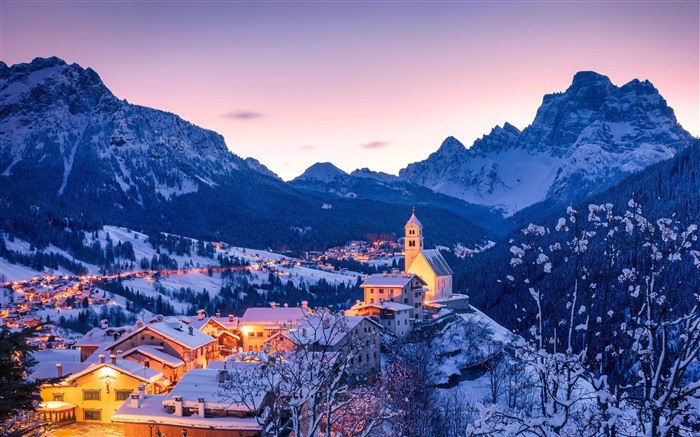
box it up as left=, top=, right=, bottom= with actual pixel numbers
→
left=471, top=201, right=700, bottom=436
left=220, top=309, right=392, bottom=436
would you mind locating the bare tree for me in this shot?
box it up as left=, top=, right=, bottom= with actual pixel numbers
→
left=221, top=309, right=393, bottom=437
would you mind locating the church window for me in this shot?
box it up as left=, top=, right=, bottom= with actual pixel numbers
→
left=408, top=241, right=415, bottom=247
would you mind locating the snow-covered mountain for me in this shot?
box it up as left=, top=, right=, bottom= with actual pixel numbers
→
left=399, top=71, right=694, bottom=215
left=0, top=56, right=278, bottom=205
left=0, top=57, right=494, bottom=250
left=293, top=162, right=348, bottom=183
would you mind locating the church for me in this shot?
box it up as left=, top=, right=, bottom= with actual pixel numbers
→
left=404, top=209, right=454, bottom=302
left=347, top=209, right=469, bottom=336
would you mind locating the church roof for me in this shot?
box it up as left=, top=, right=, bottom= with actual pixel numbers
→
left=421, top=249, right=453, bottom=276
left=405, top=211, right=422, bottom=228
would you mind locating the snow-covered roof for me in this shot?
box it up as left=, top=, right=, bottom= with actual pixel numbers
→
left=73, top=326, right=131, bottom=347
left=350, top=301, right=413, bottom=312
left=421, top=249, right=453, bottom=276
left=108, top=318, right=215, bottom=351
left=63, top=359, right=164, bottom=384
left=30, top=348, right=81, bottom=368
left=30, top=362, right=91, bottom=381
left=405, top=211, right=423, bottom=228
left=163, top=368, right=265, bottom=411
left=239, top=307, right=307, bottom=326
left=121, top=345, right=185, bottom=368
left=360, top=272, right=421, bottom=288
left=273, top=314, right=378, bottom=348
left=188, top=316, right=240, bottom=332
left=113, top=393, right=261, bottom=431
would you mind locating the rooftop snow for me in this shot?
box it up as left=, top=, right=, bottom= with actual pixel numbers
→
left=350, top=301, right=414, bottom=312
left=113, top=393, right=261, bottom=431
left=421, top=249, right=453, bottom=276
left=122, top=345, right=185, bottom=368
left=163, top=368, right=265, bottom=411
left=360, top=272, right=417, bottom=288
left=63, top=359, right=163, bottom=384
left=109, top=318, right=215, bottom=351
left=30, top=362, right=91, bottom=381
left=239, top=307, right=307, bottom=326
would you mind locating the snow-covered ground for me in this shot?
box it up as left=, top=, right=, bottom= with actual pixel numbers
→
left=1, top=226, right=364, bottom=318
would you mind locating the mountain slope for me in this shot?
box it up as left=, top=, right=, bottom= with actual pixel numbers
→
left=399, top=72, right=694, bottom=215
left=456, top=138, right=700, bottom=331
left=0, top=57, right=492, bottom=251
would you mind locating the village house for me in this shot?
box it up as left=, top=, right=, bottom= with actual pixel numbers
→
left=105, top=317, right=217, bottom=378
left=359, top=271, right=426, bottom=319
left=238, top=304, right=309, bottom=352
left=266, top=313, right=381, bottom=373
left=345, top=300, right=414, bottom=337
left=188, top=310, right=242, bottom=358
left=72, top=320, right=131, bottom=362
left=34, top=353, right=166, bottom=425
left=113, top=368, right=263, bottom=437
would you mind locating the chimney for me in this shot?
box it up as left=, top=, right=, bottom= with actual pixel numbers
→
left=117, top=349, right=123, bottom=358
left=98, top=354, right=105, bottom=364
left=188, top=326, right=194, bottom=336
left=228, top=314, right=234, bottom=323
left=136, top=320, right=143, bottom=328
left=301, top=301, right=308, bottom=309
left=323, top=318, right=330, bottom=329
left=100, top=319, right=108, bottom=329
left=270, top=302, right=277, bottom=308
left=197, top=309, right=205, bottom=321
left=215, top=312, right=221, bottom=318
left=86, top=332, right=93, bottom=340
left=356, top=300, right=361, bottom=305
left=129, top=392, right=141, bottom=408
left=283, top=303, right=288, bottom=308
left=110, top=354, right=117, bottom=364
left=137, top=384, right=145, bottom=399
left=173, top=396, right=183, bottom=416
left=302, top=327, right=307, bottom=337
left=392, top=269, right=398, bottom=277
left=55, top=363, right=63, bottom=378
left=197, top=397, right=205, bottom=417
left=383, top=271, right=387, bottom=277
left=113, top=332, right=119, bottom=341
left=217, top=370, right=228, bottom=383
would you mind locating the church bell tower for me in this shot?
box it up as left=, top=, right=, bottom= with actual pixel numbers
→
left=404, top=207, right=423, bottom=270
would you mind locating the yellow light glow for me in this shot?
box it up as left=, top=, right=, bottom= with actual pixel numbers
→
left=241, top=325, right=249, bottom=334
left=99, top=367, right=116, bottom=378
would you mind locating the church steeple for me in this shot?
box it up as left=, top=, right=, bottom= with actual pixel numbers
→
left=404, top=207, right=423, bottom=270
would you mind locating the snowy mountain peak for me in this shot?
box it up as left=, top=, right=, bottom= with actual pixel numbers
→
left=294, top=162, right=348, bottom=183
left=0, top=56, right=277, bottom=208
left=398, top=71, right=694, bottom=215
left=435, top=136, right=468, bottom=157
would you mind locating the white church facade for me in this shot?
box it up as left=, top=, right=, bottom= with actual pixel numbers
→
left=404, top=210, right=454, bottom=302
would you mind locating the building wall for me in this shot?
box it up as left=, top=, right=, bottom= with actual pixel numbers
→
left=41, top=369, right=148, bottom=423
left=348, top=318, right=381, bottom=373
left=241, top=323, right=273, bottom=352
left=122, top=423, right=260, bottom=437
left=377, top=310, right=411, bottom=337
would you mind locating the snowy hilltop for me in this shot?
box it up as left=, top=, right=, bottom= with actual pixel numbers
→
left=398, top=71, right=694, bottom=215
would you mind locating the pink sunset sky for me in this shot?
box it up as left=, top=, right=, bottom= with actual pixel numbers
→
left=1, top=1, right=698, bottom=180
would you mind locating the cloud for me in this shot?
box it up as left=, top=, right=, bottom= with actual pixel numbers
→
left=222, top=110, right=264, bottom=120
left=361, top=141, right=391, bottom=149
left=299, top=144, right=316, bottom=151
